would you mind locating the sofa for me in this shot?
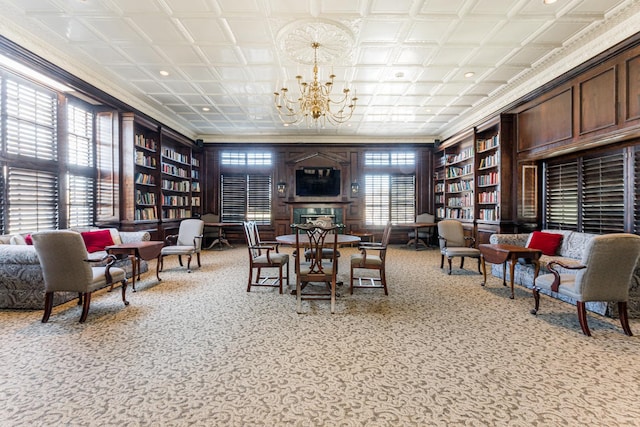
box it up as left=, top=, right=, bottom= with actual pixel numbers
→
left=0, top=228, right=150, bottom=310
left=489, top=230, right=640, bottom=318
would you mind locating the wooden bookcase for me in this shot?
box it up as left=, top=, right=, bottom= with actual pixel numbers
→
left=121, top=113, right=199, bottom=238
left=435, top=114, right=517, bottom=244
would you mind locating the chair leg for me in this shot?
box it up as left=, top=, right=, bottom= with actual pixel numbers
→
left=42, top=292, right=54, bottom=323
left=79, top=292, right=91, bottom=323
left=178, top=255, right=184, bottom=267
left=619, top=301, right=633, bottom=336
left=440, top=254, right=445, bottom=269
left=196, top=252, right=201, bottom=267
left=531, top=287, right=540, bottom=315
left=121, top=280, right=129, bottom=306
left=476, top=257, right=481, bottom=274
left=247, top=266, right=254, bottom=292
left=381, top=266, right=388, bottom=295
left=576, top=301, right=591, bottom=336
left=186, top=255, right=192, bottom=273
left=447, top=257, right=453, bottom=275
left=350, top=265, right=354, bottom=295
left=460, top=257, right=465, bottom=269
left=330, top=278, right=336, bottom=314
left=159, top=255, right=164, bottom=272
left=278, top=265, right=283, bottom=294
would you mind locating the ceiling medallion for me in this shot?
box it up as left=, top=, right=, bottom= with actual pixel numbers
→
left=274, top=20, right=357, bottom=127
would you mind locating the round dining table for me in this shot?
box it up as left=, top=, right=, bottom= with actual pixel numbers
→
left=275, top=233, right=361, bottom=246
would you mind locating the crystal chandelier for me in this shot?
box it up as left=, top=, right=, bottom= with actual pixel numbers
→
left=274, top=42, right=357, bottom=127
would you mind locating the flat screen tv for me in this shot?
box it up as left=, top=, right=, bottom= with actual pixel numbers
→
left=296, top=167, right=341, bottom=197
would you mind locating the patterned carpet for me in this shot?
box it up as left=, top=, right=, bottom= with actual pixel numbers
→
left=1, top=245, right=639, bottom=426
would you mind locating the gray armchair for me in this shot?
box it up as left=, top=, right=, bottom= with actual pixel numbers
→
left=532, top=233, right=640, bottom=336
left=437, top=219, right=481, bottom=275
left=159, top=219, right=204, bottom=273
left=32, top=230, right=128, bottom=323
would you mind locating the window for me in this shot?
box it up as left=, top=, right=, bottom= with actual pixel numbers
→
left=67, top=103, right=94, bottom=167
left=365, top=174, right=415, bottom=225
left=7, top=168, right=58, bottom=233
left=365, top=152, right=415, bottom=166
left=221, top=174, right=272, bottom=225
left=221, top=151, right=272, bottom=166
left=67, top=174, right=95, bottom=228
left=544, top=160, right=578, bottom=230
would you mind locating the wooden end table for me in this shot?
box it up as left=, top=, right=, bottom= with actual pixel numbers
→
left=479, top=243, right=542, bottom=299
left=106, top=241, right=164, bottom=291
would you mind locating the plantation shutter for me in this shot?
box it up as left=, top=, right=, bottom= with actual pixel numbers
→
left=7, top=168, right=58, bottom=233
left=68, top=174, right=95, bottom=228
left=390, top=175, right=415, bottom=223
left=247, top=175, right=271, bottom=225
left=545, top=160, right=578, bottom=230
left=581, top=152, right=625, bottom=233
left=365, top=175, right=389, bottom=225
left=221, top=175, right=247, bottom=223
left=5, top=79, right=57, bottom=160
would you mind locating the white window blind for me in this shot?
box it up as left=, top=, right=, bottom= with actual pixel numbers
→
left=7, top=168, right=58, bottom=233
left=221, top=174, right=272, bottom=225
left=5, top=79, right=57, bottom=160
left=67, top=174, right=95, bottom=228
left=365, top=174, right=415, bottom=225
left=67, top=103, right=94, bottom=167
left=582, top=153, right=625, bottom=234
left=545, top=161, right=579, bottom=230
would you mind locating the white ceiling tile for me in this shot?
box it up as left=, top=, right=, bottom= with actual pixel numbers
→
left=359, top=21, right=405, bottom=43
left=216, top=0, right=262, bottom=14
left=178, top=18, right=232, bottom=43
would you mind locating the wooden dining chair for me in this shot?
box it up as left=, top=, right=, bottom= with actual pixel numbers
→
left=243, top=221, right=289, bottom=294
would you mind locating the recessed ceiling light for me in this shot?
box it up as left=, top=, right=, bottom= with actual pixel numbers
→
left=464, top=72, right=475, bottom=78
left=159, top=70, right=169, bottom=76
left=543, top=0, right=557, bottom=4
left=202, top=107, right=210, bottom=112
left=395, top=71, right=405, bottom=78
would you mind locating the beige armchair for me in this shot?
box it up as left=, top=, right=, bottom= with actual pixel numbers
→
left=32, top=230, right=128, bottom=323
left=532, top=233, right=640, bottom=336
left=437, top=219, right=481, bottom=275
left=159, top=219, right=204, bottom=273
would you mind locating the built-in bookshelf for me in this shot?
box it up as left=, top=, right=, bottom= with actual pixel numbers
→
left=433, top=115, right=516, bottom=244
left=441, top=139, right=474, bottom=221
left=191, top=156, right=201, bottom=217
left=476, top=132, right=500, bottom=222
left=160, top=131, right=194, bottom=221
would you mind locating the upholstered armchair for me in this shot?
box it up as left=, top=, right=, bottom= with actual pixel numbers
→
left=31, top=230, right=128, bottom=323
left=350, top=221, right=392, bottom=295
left=159, top=219, right=204, bottom=273
left=532, top=233, right=640, bottom=336
left=437, top=219, right=481, bottom=275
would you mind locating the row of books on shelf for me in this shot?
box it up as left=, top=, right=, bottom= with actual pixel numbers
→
left=135, top=172, right=155, bottom=185
left=191, top=170, right=200, bottom=179
left=447, top=193, right=473, bottom=207
left=135, top=207, right=157, bottom=221
left=435, top=183, right=445, bottom=192
left=435, top=195, right=444, bottom=204
left=447, top=180, right=473, bottom=192
left=477, top=172, right=499, bottom=186
left=162, top=163, right=189, bottom=177
left=477, top=191, right=499, bottom=203
left=435, top=208, right=498, bottom=221
left=476, top=135, right=499, bottom=152
left=163, top=208, right=192, bottom=219
left=162, top=179, right=190, bottom=192
left=162, top=148, right=190, bottom=164
left=478, top=152, right=499, bottom=169
left=191, top=182, right=200, bottom=192
left=445, top=147, right=474, bottom=165
left=436, top=207, right=474, bottom=220
left=477, top=208, right=499, bottom=221
left=163, top=195, right=190, bottom=206
left=191, top=158, right=200, bottom=167
left=135, top=134, right=157, bottom=151
left=446, top=164, right=473, bottom=178
left=135, top=152, right=157, bottom=168
left=136, top=190, right=156, bottom=205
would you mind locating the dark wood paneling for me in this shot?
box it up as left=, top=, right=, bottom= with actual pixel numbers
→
left=579, top=67, right=617, bottom=134
left=626, top=54, right=640, bottom=121
left=517, top=89, right=573, bottom=153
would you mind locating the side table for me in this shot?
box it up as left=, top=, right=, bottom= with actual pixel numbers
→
left=106, top=241, right=164, bottom=291
left=479, top=243, right=542, bottom=299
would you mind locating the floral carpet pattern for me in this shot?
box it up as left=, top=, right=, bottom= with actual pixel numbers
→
left=1, top=245, right=639, bottom=426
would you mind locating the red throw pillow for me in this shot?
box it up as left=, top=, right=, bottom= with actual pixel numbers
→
left=526, top=231, right=563, bottom=256
left=81, top=229, right=115, bottom=253
left=24, top=234, right=33, bottom=245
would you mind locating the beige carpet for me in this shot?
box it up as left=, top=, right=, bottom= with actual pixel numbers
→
left=1, top=245, right=639, bottom=426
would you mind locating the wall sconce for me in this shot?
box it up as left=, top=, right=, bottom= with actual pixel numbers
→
left=351, top=181, right=360, bottom=194
left=277, top=182, right=287, bottom=196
